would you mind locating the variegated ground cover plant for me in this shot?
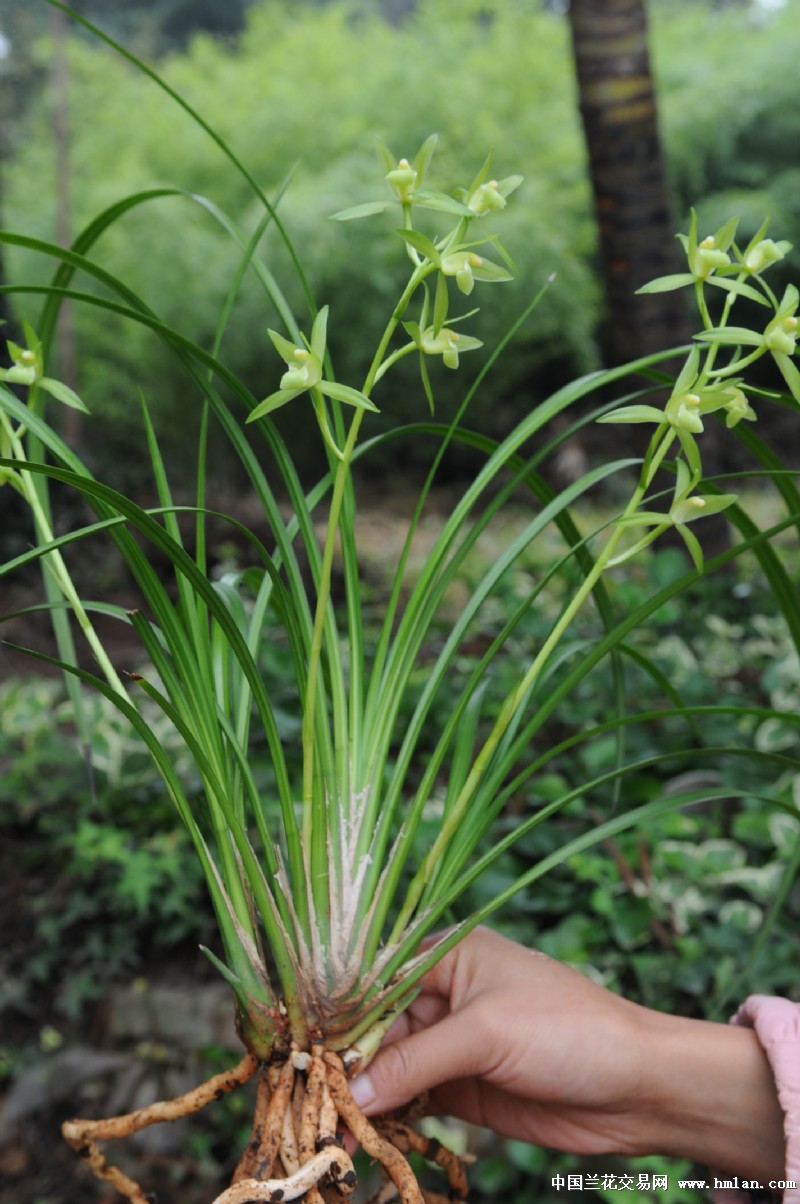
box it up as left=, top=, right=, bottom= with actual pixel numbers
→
left=2, top=6, right=800, bottom=1202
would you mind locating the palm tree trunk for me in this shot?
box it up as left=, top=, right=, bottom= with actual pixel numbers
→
left=568, top=0, right=692, bottom=364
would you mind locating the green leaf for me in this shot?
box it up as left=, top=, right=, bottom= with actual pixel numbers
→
left=597, top=404, right=665, bottom=424
left=496, top=174, right=524, bottom=199
left=614, top=510, right=670, bottom=528
left=373, top=137, right=397, bottom=176
left=637, top=273, right=696, bottom=294
left=412, top=190, right=473, bottom=217
left=714, top=214, right=740, bottom=252
left=246, top=388, right=300, bottom=420
left=413, top=133, right=438, bottom=186
left=318, top=380, right=379, bottom=412
left=673, top=345, right=700, bottom=396
left=395, top=228, right=441, bottom=264
left=310, top=305, right=329, bottom=362
left=38, top=377, right=90, bottom=413
left=677, top=522, right=704, bottom=572
left=329, top=200, right=394, bottom=221
left=471, top=257, right=514, bottom=284
left=463, top=151, right=493, bottom=199
left=773, top=352, right=800, bottom=402
left=705, top=276, right=771, bottom=305
left=676, top=427, right=702, bottom=479
left=694, top=326, right=763, bottom=347
left=268, top=327, right=300, bottom=362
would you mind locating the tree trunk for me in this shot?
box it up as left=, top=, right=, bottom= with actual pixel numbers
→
left=568, top=0, right=692, bottom=364
left=568, top=0, right=731, bottom=554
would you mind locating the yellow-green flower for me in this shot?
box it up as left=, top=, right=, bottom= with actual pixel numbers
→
left=677, top=210, right=738, bottom=282
left=248, top=307, right=377, bottom=421
left=743, top=238, right=791, bottom=276
left=695, top=285, right=800, bottom=401
left=440, top=250, right=513, bottom=296
left=1, top=340, right=42, bottom=387
left=598, top=347, right=757, bottom=437
left=279, top=347, right=322, bottom=393
left=665, top=390, right=704, bottom=434
left=723, top=387, right=756, bottom=428
left=420, top=326, right=482, bottom=370
left=764, top=309, right=798, bottom=357
left=465, top=174, right=523, bottom=216
left=385, top=158, right=418, bottom=204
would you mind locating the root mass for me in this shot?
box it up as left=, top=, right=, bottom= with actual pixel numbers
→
left=61, top=1044, right=470, bottom=1204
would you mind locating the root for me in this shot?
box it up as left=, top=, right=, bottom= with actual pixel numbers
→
left=233, top=1060, right=295, bottom=1184
left=323, top=1052, right=424, bottom=1204
left=232, top=1063, right=273, bottom=1182
left=62, top=1051, right=259, bottom=1204
left=63, top=1042, right=469, bottom=1204
left=377, top=1119, right=470, bottom=1200
left=212, top=1147, right=357, bottom=1203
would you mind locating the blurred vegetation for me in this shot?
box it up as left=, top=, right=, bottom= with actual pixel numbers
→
left=1, top=0, right=798, bottom=488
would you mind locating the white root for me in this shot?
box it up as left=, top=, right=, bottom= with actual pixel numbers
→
left=318, top=1078, right=338, bottom=1143
left=281, top=1083, right=300, bottom=1173
left=211, top=1147, right=357, bottom=1203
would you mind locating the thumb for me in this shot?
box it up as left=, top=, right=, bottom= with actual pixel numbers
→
left=348, top=1009, right=484, bottom=1115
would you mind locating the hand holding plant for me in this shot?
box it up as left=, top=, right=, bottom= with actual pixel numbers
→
left=348, top=927, right=786, bottom=1186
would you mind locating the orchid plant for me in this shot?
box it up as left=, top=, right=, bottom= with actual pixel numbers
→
left=2, top=7, right=800, bottom=1202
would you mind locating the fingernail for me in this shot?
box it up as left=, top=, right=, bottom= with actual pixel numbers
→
left=349, top=1072, right=376, bottom=1110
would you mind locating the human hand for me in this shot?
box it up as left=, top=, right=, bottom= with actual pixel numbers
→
left=348, top=926, right=785, bottom=1180
left=349, top=926, right=653, bottom=1157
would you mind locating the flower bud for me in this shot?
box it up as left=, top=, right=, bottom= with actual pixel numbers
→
left=441, top=251, right=483, bottom=296
left=385, top=158, right=418, bottom=203
left=280, top=348, right=322, bottom=392
left=691, top=235, right=731, bottom=279
left=2, top=344, right=42, bottom=387
left=765, top=315, right=798, bottom=357
left=420, top=325, right=482, bottom=370
left=723, top=388, right=756, bottom=428
left=744, top=238, right=790, bottom=275
left=666, top=391, right=704, bottom=433
left=672, top=496, right=707, bottom=524
left=467, top=179, right=507, bottom=215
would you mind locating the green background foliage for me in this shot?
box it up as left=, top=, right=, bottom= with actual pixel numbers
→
left=3, top=0, right=799, bottom=485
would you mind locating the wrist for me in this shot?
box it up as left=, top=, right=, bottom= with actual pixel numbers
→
left=632, top=1007, right=785, bottom=1182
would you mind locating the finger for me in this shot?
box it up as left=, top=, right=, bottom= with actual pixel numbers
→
left=349, top=1004, right=491, bottom=1116
left=380, top=994, right=450, bottom=1047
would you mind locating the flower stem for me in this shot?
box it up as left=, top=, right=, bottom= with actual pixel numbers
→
left=389, top=426, right=677, bottom=939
